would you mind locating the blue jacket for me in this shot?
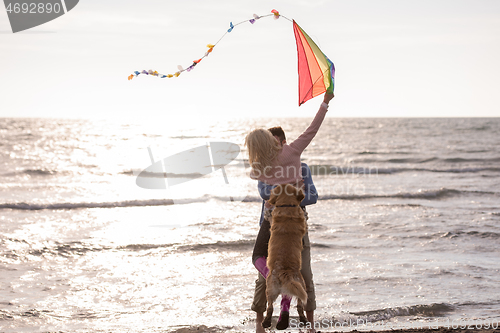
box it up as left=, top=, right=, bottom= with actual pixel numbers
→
left=258, top=163, right=318, bottom=225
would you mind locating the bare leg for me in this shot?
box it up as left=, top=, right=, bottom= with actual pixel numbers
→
left=256, top=312, right=265, bottom=333
left=306, top=310, right=314, bottom=323
left=306, top=310, right=315, bottom=333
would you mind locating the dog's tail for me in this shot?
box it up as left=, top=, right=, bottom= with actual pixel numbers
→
left=283, top=279, right=308, bottom=304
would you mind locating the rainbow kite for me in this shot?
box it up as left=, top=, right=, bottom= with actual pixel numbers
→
left=293, top=20, right=335, bottom=105
left=128, top=10, right=335, bottom=106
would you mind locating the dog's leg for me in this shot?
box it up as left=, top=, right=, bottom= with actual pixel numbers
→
left=297, top=275, right=309, bottom=324
left=297, top=298, right=308, bottom=324
left=276, top=294, right=291, bottom=330
left=262, top=301, right=274, bottom=329
left=262, top=274, right=279, bottom=328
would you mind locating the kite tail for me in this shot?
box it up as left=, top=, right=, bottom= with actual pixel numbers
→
left=128, top=10, right=291, bottom=80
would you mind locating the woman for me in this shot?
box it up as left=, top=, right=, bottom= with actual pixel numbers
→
left=245, top=92, right=334, bottom=331
left=245, top=92, right=334, bottom=186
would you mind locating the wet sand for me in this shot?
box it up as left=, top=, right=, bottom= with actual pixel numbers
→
left=167, top=325, right=500, bottom=333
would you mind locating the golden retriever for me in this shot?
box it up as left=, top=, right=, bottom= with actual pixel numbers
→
left=261, top=183, right=309, bottom=329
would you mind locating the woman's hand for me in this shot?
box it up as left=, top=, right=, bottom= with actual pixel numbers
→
left=323, top=92, right=334, bottom=104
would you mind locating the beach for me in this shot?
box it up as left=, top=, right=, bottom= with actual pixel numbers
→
left=169, top=327, right=499, bottom=333
left=1, top=117, right=499, bottom=332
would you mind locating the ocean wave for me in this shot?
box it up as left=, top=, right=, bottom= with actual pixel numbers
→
left=311, top=242, right=332, bottom=248
left=35, top=242, right=109, bottom=257
left=348, top=303, right=455, bottom=321
left=24, top=169, right=58, bottom=176
left=169, top=135, right=209, bottom=139
left=387, top=157, right=439, bottom=164
left=350, top=156, right=500, bottom=164
left=409, top=229, right=500, bottom=241
left=117, top=240, right=255, bottom=253
left=309, top=164, right=500, bottom=175
left=118, top=243, right=177, bottom=251
left=439, top=230, right=500, bottom=240
left=456, top=300, right=500, bottom=307
left=1, top=168, right=61, bottom=177
left=342, top=300, right=500, bottom=323
left=378, top=229, right=500, bottom=245
left=1, top=188, right=497, bottom=211
left=373, top=203, right=423, bottom=208
left=176, top=239, right=254, bottom=252
left=0, top=308, right=102, bottom=322
left=0, top=309, right=15, bottom=320
left=0, top=196, right=228, bottom=211
left=167, top=325, right=228, bottom=333
left=320, top=188, right=497, bottom=201
left=1, top=239, right=254, bottom=260
left=0, top=240, right=111, bottom=259
left=0, top=199, right=175, bottom=210
left=444, top=157, right=500, bottom=163
left=121, top=170, right=206, bottom=178
left=427, top=167, right=500, bottom=173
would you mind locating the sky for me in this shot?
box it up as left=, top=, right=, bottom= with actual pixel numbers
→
left=1, top=0, right=500, bottom=119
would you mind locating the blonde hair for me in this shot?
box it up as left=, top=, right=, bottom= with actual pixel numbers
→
left=245, top=129, right=281, bottom=176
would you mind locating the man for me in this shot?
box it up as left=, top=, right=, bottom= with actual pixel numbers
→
left=251, top=126, right=318, bottom=332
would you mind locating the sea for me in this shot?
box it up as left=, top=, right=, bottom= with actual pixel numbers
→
left=1, top=117, right=499, bottom=333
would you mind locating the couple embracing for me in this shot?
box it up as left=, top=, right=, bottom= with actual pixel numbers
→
left=245, top=92, right=334, bottom=332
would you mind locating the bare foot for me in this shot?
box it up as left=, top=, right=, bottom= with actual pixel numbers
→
left=306, top=310, right=315, bottom=333
left=256, top=312, right=265, bottom=333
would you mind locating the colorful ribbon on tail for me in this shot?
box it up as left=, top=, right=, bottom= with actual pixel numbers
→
left=127, top=10, right=284, bottom=81
left=128, top=9, right=335, bottom=106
